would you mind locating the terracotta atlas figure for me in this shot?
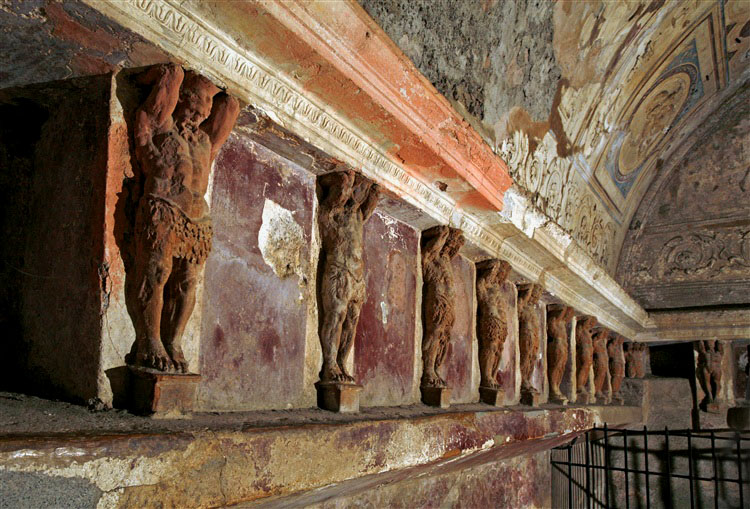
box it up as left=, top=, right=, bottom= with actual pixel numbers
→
left=592, top=328, right=611, bottom=404
left=317, top=170, right=380, bottom=384
left=546, top=304, right=574, bottom=404
left=518, top=283, right=543, bottom=405
left=127, top=63, right=239, bottom=373
left=575, top=315, right=597, bottom=404
left=625, top=342, right=647, bottom=378
left=421, top=225, right=465, bottom=390
left=607, top=335, right=626, bottom=404
left=476, top=259, right=512, bottom=404
left=696, top=340, right=724, bottom=413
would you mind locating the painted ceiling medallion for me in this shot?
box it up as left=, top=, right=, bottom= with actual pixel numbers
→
left=617, top=71, right=691, bottom=176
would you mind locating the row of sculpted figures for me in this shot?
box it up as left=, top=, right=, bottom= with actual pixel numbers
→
left=121, top=63, right=650, bottom=414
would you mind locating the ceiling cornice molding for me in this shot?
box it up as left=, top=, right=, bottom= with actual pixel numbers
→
left=82, top=0, right=742, bottom=342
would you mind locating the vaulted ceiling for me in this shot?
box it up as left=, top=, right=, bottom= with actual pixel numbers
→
left=361, top=0, right=750, bottom=311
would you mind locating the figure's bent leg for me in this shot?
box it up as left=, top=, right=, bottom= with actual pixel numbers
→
left=434, top=328, right=450, bottom=387
left=129, top=242, right=173, bottom=371
left=161, top=259, right=199, bottom=373
left=421, top=319, right=441, bottom=387
left=337, top=300, right=362, bottom=383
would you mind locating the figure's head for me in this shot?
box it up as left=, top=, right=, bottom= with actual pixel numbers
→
left=443, top=228, right=465, bottom=258
left=518, top=283, right=542, bottom=309
left=578, top=315, right=597, bottom=331
left=477, top=259, right=511, bottom=286
left=174, top=71, right=220, bottom=130
left=547, top=304, right=572, bottom=322
left=592, top=327, right=610, bottom=343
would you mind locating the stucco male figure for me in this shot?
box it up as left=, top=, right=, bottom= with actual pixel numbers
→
left=575, top=316, right=597, bottom=404
left=592, top=328, right=611, bottom=404
left=546, top=304, right=574, bottom=405
left=421, top=225, right=465, bottom=407
left=625, top=342, right=647, bottom=378
left=316, top=170, right=379, bottom=412
left=608, top=335, right=626, bottom=405
left=476, top=259, right=512, bottom=406
left=697, top=340, right=724, bottom=414
left=127, top=64, right=238, bottom=378
left=518, top=283, right=543, bottom=406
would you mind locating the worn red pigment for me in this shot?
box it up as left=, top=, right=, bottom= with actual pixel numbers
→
left=355, top=213, right=418, bottom=406
left=198, top=135, right=315, bottom=410
left=443, top=255, right=476, bottom=403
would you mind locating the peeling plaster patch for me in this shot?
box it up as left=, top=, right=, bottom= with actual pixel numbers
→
left=380, top=301, right=389, bottom=325
left=258, top=199, right=305, bottom=281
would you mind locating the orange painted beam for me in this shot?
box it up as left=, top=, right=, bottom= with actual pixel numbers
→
left=256, top=0, right=512, bottom=211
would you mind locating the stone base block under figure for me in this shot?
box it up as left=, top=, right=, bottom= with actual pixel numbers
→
left=420, top=225, right=464, bottom=407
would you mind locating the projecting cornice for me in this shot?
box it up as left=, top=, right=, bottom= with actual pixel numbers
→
left=82, top=0, right=745, bottom=342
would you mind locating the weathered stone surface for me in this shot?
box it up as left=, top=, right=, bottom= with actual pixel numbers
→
left=355, top=212, right=419, bottom=407
left=620, top=377, right=692, bottom=429
left=0, top=76, right=114, bottom=403
left=0, top=396, right=596, bottom=508
left=198, top=134, right=317, bottom=411
left=358, top=0, right=560, bottom=133
left=128, top=367, right=200, bottom=417
left=315, top=382, right=362, bottom=413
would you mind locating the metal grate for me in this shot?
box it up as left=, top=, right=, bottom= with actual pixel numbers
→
left=551, top=425, right=749, bottom=509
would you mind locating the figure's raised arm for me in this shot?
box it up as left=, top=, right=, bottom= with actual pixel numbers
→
left=359, top=183, right=380, bottom=221
left=135, top=64, right=184, bottom=149
left=319, top=170, right=355, bottom=211
left=202, top=92, right=240, bottom=162
left=421, top=225, right=449, bottom=262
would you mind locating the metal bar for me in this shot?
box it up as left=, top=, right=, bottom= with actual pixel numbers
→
left=665, top=427, right=671, bottom=480
left=738, top=433, right=744, bottom=509
left=624, top=429, right=629, bottom=509
left=547, top=462, right=729, bottom=482
left=644, top=426, right=650, bottom=509
left=586, top=431, right=592, bottom=509
left=711, top=430, right=718, bottom=509
left=604, top=424, right=609, bottom=509
left=688, top=428, right=695, bottom=509
left=568, top=443, right=573, bottom=509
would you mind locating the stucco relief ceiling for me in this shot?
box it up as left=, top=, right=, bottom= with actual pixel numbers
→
left=362, top=0, right=750, bottom=278
left=617, top=83, right=750, bottom=309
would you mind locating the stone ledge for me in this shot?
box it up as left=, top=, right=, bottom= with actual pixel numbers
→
left=0, top=392, right=603, bottom=507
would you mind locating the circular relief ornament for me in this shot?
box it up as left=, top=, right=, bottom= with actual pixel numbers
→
left=618, top=71, right=691, bottom=176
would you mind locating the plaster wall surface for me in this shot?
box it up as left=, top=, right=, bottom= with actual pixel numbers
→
left=495, top=281, right=521, bottom=405
left=0, top=76, right=113, bottom=403
left=198, top=132, right=317, bottom=411
left=443, top=255, right=479, bottom=404
left=355, top=211, right=420, bottom=407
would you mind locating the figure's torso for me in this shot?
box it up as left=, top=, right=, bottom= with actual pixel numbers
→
left=321, top=205, right=365, bottom=279
left=141, top=127, right=212, bottom=220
